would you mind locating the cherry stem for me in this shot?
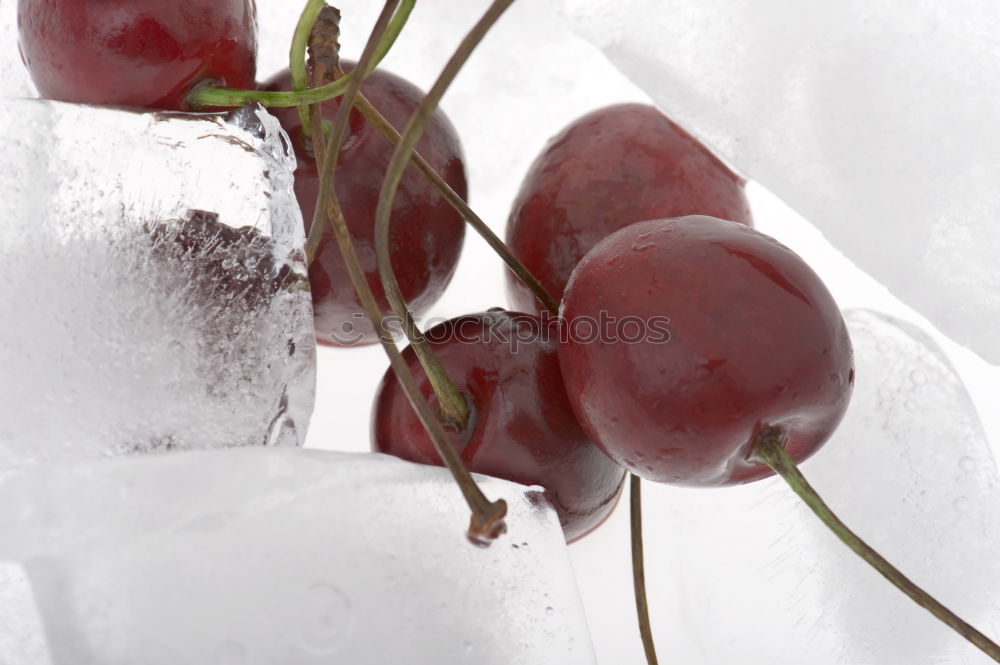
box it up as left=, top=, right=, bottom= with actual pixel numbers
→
left=348, top=91, right=560, bottom=316
left=307, top=0, right=507, bottom=543
left=289, top=0, right=326, bottom=133
left=304, top=8, right=341, bottom=168
left=187, top=0, right=414, bottom=110
left=372, top=0, right=517, bottom=430
left=630, top=475, right=661, bottom=665
left=749, top=427, right=1000, bottom=663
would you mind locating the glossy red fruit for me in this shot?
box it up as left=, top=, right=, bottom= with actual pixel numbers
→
left=506, top=103, right=752, bottom=314
left=17, top=0, right=257, bottom=110
left=557, top=216, right=853, bottom=487
left=372, top=310, right=626, bottom=542
left=262, top=64, right=467, bottom=346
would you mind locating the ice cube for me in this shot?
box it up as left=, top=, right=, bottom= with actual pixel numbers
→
left=561, top=0, right=1000, bottom=364
left=571, top=309, right=1000, bottom=664
left=0, top=448, right=595, bottom=665
left=0, top=99, right=316, bottom=472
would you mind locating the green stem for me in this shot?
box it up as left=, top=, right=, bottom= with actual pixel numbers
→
left=749, top=427, right=1000, bottom=663
left=187, top=0, right=415, bottom=109
left=373, top=0, right=517, bottom=429
left=630, top=475, right=661, bottom=665
left=308, top=0, right=506, bottom=543
left=290, top=0, right=326, bottom=133
left=350, top=92, right=559, bottom=315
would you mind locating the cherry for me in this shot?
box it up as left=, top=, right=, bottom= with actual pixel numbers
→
left=372, top=309, right=626, bottom=542
left=261, top=63, right=467, bottom=346
left=557, top=216, right=853, bottom=486
left=506, top=103, right=752, bottom=315
left=17, top=0, right=257, bottom=111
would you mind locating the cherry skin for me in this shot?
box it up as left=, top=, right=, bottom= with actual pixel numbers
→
left=372, top=309, right=626, bottom=542
left=262, top=63, right=467, bottom=346
left=557, top=216, right=854, bottom=486
left=506, top=103, right=752, bottom=314
left=17, top=0, right=257, bottom=110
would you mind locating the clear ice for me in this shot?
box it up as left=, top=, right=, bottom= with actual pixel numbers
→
left=0, top=99, right=316, bottom=472
left=0, top=448, right=595, bottom=665
left=561, top=0, right=1000, bottom=364
left=576, top=309, right=1000, bottom=664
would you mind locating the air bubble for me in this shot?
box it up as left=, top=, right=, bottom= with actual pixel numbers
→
left=299, top=584, right=354, bottom=653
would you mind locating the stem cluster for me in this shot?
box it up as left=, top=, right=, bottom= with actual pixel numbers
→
left=299, top=0, right=507, bottom=543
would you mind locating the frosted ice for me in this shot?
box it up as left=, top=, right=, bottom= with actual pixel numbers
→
left=625, top=310, right=1000, bottom=663
left=0, top=562, right=52, bottom=665
left=0, top=99, right=316, bottom=472
left=0, top=448, right=595, bottom=665
left=561, top=0, right=1000, bottom=364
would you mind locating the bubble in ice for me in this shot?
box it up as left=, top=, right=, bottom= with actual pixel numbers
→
left=0, top=99, right=316, bottom=473
left=299, top=584, right=353, bottom=653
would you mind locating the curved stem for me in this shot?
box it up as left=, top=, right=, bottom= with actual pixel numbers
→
left=373, top=0, right=517, bottom=429
left=349, top=91, right=559, bottom=315
left=749, top=427, right=1000, bottom=663
left=307, top=0, right=506, bottom=543
left=367, top=0, right=414, bottom=75
left=290, top=0, right=326, bottom=133
left=630, top=475, right=661, bottom=665
left=187, top=0, right=415, bottom=110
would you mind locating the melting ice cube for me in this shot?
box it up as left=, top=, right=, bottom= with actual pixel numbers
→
left=0, top=448, right=595, bottom=665
left=0, top=100, right=316, bottom=472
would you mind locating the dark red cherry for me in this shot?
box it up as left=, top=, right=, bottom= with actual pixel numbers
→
left=17, top=0, right=257, bottom=110
left=557, top=216, right=853, bottom=487
left=506, top=103, right=752, bottom=314
left=261, top=63, right=467, bottom=346
left=372, top=310, right=626, bottom=541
